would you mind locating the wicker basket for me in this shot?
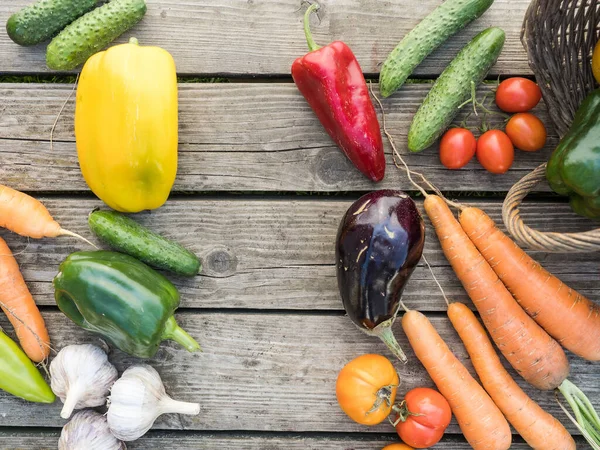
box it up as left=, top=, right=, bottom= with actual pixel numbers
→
left=502, top=0, right=600, bottom=252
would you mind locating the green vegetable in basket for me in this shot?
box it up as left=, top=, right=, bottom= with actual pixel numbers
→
left=546, top=89, right=600, bottom=219
left=53, top=251, right=201, bottom=358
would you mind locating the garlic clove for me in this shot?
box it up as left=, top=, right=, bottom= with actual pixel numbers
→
left=107, top=364, right=200, bottom=442
left=50, top=344, right=118, bottom=419
left=59, top=410, right=126, bottom=450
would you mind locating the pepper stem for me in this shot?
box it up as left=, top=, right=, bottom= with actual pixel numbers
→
left=303, top=2, right=321, bottom=52
left=162, top=316, right=202, bottom=353
left=373, top=325, right=407, bottom=363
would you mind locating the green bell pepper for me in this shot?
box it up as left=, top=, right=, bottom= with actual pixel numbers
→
left=53, top=251, right=201, bottom=358
left=546, top=88, right=600, bottom=219
left=0, top=329, right=55, bottom=403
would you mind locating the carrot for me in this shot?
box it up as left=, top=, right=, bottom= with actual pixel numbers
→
left=423, top=195, right=569, bottom=390
left=0, top=184, right=92, bottom=245
left=459, top=206, right=600, bottom=361
left=401, top=309, right=511, bottom=449
left=448, top=302, right=575, bottom=449
left=0, top=237, right=50, bottom=362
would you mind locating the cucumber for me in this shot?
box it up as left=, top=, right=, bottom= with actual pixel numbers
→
left=379, top=0, right=494, bottom=98
left=407, top=27, right=505, bottom=153
left=46, top=0, right=146, bottom=70
left=6, top=0, right=97, bottom=46
left=88, top=210, right=202, bottom=277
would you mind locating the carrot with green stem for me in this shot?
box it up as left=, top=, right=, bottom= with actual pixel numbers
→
left=0, top=184, right=94, bottom=246
left=401, top=303, right=511, bottom=449
left=459, top=206, right=600, bottom=361
left=0, top=237, right=50, bottom=362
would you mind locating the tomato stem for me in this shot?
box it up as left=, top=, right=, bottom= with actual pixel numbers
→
left=367, top=383, right=399, bottom=416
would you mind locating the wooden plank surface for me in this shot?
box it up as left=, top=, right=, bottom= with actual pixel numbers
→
left=0, top=430, right=590, bottom=449
left=0, top=83, right=557, bottom=193
left=0, top=0, right=532, bottom=76
left=1, top=198, right=597, bottom=311
left=0, top=311, right=596, bottom=435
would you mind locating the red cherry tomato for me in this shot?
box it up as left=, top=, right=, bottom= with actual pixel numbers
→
left=495, top=77, right=542, bottom=113
left=505, top=113, right=547, bottom=152
left=439, top=128, right=477, bottom=169
left=393, top=388, right=452, bottom=449
left=476, top=130, right=514, bottom=174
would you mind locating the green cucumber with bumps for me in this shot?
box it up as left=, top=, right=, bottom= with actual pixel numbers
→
left=6, top=0, right=97, bottom=46
left=379, top=0, right=495, bottom=98
left=407, top=27, right=505, bottom=153
left=46, top=0, right=146, bottom=70
left=88, top=210, right=202, bottom=277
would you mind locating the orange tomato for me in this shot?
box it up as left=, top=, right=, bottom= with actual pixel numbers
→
left=593, top=40, right=600, bottom=84
left=336, top=354, right=399, bottom=425
left=382, top=444, right=414, bottom=450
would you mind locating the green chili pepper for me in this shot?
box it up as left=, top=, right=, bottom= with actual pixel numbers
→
left=0, top=329, right=55, bottom=403
left=53, top=251, right=201, bottom=358
left=546, top=88, right=600, bottom=219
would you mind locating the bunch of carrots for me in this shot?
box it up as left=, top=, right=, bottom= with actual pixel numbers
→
left=401, top=193, right=600, bottom=449
left=0, top=184, right=93, bottom=363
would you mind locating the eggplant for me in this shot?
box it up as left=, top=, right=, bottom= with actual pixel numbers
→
left=336, top=190, right=425, bottom=362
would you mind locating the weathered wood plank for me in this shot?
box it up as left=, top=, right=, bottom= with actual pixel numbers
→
left=0, top=0, right=532, bottom=76
left=0, top=311, right=596, bottom=435
left=1, top=198, right=597, bottom=310
left=0, top=83, right=557, bottom=192
left=0, top=430, right=590, bottom=449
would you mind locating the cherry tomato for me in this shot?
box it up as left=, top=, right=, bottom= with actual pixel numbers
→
left=593, top=40, right=600, bottom=84
left=505, top=113, right=547, bottom=152
left=393, top=388, right=452, bottom=449
left=336, top=354, right=399, bottom=425
left=476, top=130, right=514, bottom=174
left=382, top=445, right=414, bottom=450
left=439, top=128, right=477, bottom=169
left=495, top=77, right=542, bottom=112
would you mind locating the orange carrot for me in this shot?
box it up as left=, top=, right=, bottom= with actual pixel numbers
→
left=0, top=237, right=50, bottom=362
left=0, top=184, right=92, bottom=244
left=402, top=309, right=511, bottom=449
left=448, top=302, right=575, bottom=450
left=423, top=195, right=569, bottom=390
left=460, top=206, right=600, bottom=361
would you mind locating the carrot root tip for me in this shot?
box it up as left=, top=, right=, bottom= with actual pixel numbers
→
left=59, top=229, right=97, bottom=248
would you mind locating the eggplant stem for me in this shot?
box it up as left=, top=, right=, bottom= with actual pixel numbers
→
left=373, top=325, right=407, bottom=363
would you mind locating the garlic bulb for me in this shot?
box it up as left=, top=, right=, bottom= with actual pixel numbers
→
left=107, top=364, right=200, bottom=441
left=50, top=344, right=118, bottom=419
left=59, top=410, right=126, bottom=450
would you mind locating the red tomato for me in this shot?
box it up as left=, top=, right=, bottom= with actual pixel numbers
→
left=495, top=77, right=542, bottom=112
left=505, top=113, right=547, bottom=152
left=476, top=130, right=514, bottom=174
left=394, top=388, right=452, bottom=449
left=439, top=128, right=477, bottom=169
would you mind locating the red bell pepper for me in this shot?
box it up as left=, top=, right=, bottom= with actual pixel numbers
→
left=291, top=2, right=386, bottom=182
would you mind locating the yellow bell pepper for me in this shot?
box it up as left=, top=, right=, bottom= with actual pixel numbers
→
left=75, top=37, right=178, bottom=212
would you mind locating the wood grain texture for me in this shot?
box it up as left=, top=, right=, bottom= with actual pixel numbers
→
left=0, top=0, right=532, bottom=76
left=0, top=311, right=596, bottom=435
left=0, top=198, right=596, bottom=311
left=0, top=430, right=590, bottom=449
left=0, top=83, right=557, bottom=193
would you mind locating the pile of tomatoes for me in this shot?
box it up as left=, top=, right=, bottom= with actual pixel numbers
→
left=336, top=354, right=452, bottom=449
left=439, top=77, right=547, bottom=174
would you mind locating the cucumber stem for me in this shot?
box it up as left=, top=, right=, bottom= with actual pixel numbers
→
left=162, top=316, right=202, bottom=353
left=303, top=3, right=321, bottom=52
